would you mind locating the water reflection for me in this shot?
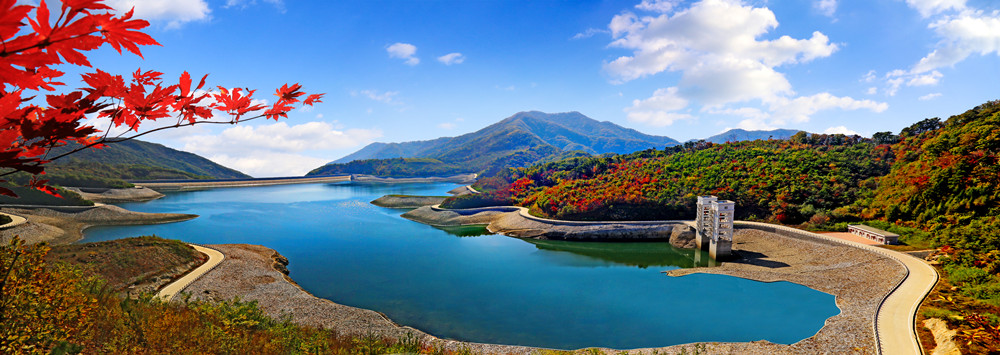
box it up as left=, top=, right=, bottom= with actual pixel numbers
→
left=434, top=224, right=492, bottom=237
left=523, top=239, right=716, bottom=269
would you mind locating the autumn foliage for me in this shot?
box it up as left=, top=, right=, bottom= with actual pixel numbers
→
left=0, top=0, right=323, bottom=197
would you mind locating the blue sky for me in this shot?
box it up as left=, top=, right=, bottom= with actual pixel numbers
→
left=58, top=0, right=1000, bottom=176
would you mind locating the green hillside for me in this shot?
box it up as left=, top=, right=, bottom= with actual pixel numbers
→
left=49, top=139, right=250, bottom=180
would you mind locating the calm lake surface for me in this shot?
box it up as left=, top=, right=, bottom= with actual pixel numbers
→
left=84, top=182, right=840, bottom=350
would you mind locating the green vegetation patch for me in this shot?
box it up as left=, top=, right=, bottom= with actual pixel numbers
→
left=0, top=184, right=93, bottom=206
left=46, top=236, right=204, bottom=292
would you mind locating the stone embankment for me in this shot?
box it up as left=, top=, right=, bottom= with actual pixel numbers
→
left=351, top=173, right=477, bottom=184
left=0, top=205, right=196, bottom=244
left=65, top=186, right=164, bottom=203
left=401, top=205, right=696, bottom=242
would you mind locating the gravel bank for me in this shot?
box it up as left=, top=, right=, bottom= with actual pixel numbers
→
left=65, top=186, right=164, bottom=203
left=0, top=205, right=196, bottom=244
left=370, top=195, right=448, bottom=208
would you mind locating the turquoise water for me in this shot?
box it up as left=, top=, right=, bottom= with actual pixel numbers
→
left=83, top=182, right=840, bottom=350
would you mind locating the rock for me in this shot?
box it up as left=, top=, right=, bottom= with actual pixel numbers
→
left=923, top=318, right=961, bottom=355
left=669, top=224, right=696, bottom=249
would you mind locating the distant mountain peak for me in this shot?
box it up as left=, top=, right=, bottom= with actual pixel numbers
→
left=699, top=128, right=804, bottom=144
left=315, top=111, right=681, bottom=176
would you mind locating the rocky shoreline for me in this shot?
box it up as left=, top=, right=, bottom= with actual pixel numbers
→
left=0, top=205, right=196, bottom=245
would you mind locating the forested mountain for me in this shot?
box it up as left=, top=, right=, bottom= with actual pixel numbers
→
left=7, top=139, right=251, bottom=188
left=311, top=111, right=680, bottom=177
left=700, top=128, right=804, bottom=144
left=49, top=139, right=250, bottom=180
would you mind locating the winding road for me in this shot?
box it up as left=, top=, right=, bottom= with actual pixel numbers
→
left=877, top=249, right=938, bottom=355
left=734, top=222, right=938, bottom=355
left=157, top=244, right=225, bottom=302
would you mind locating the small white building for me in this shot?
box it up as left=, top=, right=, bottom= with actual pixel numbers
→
left=847, top=224, right=899, bottom=244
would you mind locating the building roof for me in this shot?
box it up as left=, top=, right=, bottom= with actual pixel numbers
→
left=848, top=224, right=900, bottom=237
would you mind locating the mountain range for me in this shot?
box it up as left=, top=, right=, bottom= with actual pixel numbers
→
left=699, top=128, right=803, bottom=144
left=311, top=111, right=679, bottom=176
left=311, top=111, right=808, bottom=177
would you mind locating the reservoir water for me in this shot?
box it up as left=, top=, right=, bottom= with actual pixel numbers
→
left=83, top=182, right=840, bottom=350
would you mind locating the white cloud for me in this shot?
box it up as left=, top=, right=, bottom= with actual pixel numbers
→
left=866, top=87, right=878, bottom=95
left=225, top=0, right=284, bottom=10
left=183, top=122, right=381, bottom=153
left=386, top=43, right=419, bottom=65
left=437, top=53, right=466, bottom=65
left=604, top=0, right=879, bottom=128
left=907, top=70, right=943, bottom=86
left=882, top=2, right=999, bottom=95
left=572, top=28, right=610, bottom=39
left=912, top=12, right=1000, bottom=73
left=919, top=92, right=943, bottom=100
left=904, top=0, right=966, bottom=18
left=204, top=152, right=327, bottom=178
left=105, top=0, right=210, bottom=28
left=635, top=0, right=682, bottom=13
left=604, top=0, right=838, bottom=105
left=815, top=0, right=837, bottom=17
left=861, top=70, right=877, bottom=83
left=735, top=118, right=776, bottom=131
left=823, top=126, right=859, bottom=135
left=438, top=122, right=456, bottom=130
left=181, top=122, right=382, bottom=177
left=766, top=93, right=888, bottom=125
left=624, top=87, right=694, bottom=126
left=352, top=89, right=400, bottom=105
left=707, top=107, right=769, bottom=120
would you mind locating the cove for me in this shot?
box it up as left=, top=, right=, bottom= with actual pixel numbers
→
left=83, top=182, right=840, bottom=350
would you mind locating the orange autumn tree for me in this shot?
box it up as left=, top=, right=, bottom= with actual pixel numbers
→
left=0, top=0, right=324, bottom=197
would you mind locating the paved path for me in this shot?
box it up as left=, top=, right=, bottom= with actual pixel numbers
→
left=157, top=244, right=225, bottom=302
left=877, top=250, right=938, bottom=355
left=0, top=212, right=27, bottom=230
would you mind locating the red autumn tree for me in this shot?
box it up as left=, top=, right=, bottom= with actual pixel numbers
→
left=0, top=0, right=323, bottom=197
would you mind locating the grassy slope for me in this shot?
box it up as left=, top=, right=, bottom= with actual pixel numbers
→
left=45, top=236, right=205, bottom=292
